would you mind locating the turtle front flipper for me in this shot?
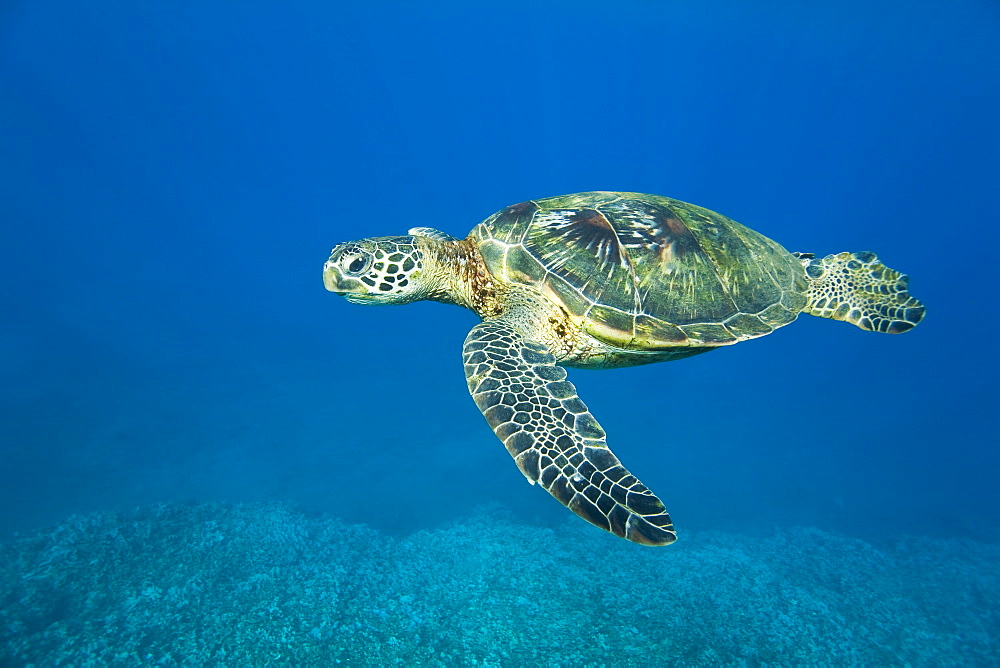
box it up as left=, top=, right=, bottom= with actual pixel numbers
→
left=462, top=318, right=677, bottom=546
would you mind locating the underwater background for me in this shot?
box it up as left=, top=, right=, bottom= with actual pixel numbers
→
left=2, top=1, right=998, bottom=664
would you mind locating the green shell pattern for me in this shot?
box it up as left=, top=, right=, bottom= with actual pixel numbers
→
left=471, top=192, right=808, bottom=349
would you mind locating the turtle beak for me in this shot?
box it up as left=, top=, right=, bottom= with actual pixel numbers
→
left=323, top=262, right=367, bottom=298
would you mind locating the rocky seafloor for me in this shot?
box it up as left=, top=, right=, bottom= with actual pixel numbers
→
left=1, top=502, right=996, bottom=666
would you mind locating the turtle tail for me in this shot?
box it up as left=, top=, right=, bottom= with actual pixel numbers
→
left=794, top=251, right=925, bottom=333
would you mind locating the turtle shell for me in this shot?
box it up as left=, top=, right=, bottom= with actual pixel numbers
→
left=470, top=192, right=808, bottom=349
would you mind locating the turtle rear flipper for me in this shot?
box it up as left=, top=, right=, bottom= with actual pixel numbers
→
left=798, top=251, right=925, bottom=333
left=463, top=317, right=677, bottom=546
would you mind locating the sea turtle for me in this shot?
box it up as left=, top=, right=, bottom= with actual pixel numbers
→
left=323, top=192, right=924, bottom=546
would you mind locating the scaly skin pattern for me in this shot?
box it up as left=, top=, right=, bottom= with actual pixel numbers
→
left=429, top=238, right=679, bottom=543
left=797, top=251, right=925, bottom=333
left=463, top=315, right=677, bottom=545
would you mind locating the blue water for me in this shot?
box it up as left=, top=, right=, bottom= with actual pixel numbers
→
left=2, top=2, right=998, bottom=664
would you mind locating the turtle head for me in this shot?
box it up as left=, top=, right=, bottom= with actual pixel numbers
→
left=323, top=235, right=429, bottom=305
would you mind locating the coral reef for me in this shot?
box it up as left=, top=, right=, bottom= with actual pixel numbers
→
left=1, top=502, right=996, bottom=665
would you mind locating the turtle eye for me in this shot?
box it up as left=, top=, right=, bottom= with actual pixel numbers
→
left=341, top=252, right=372, bottom=276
